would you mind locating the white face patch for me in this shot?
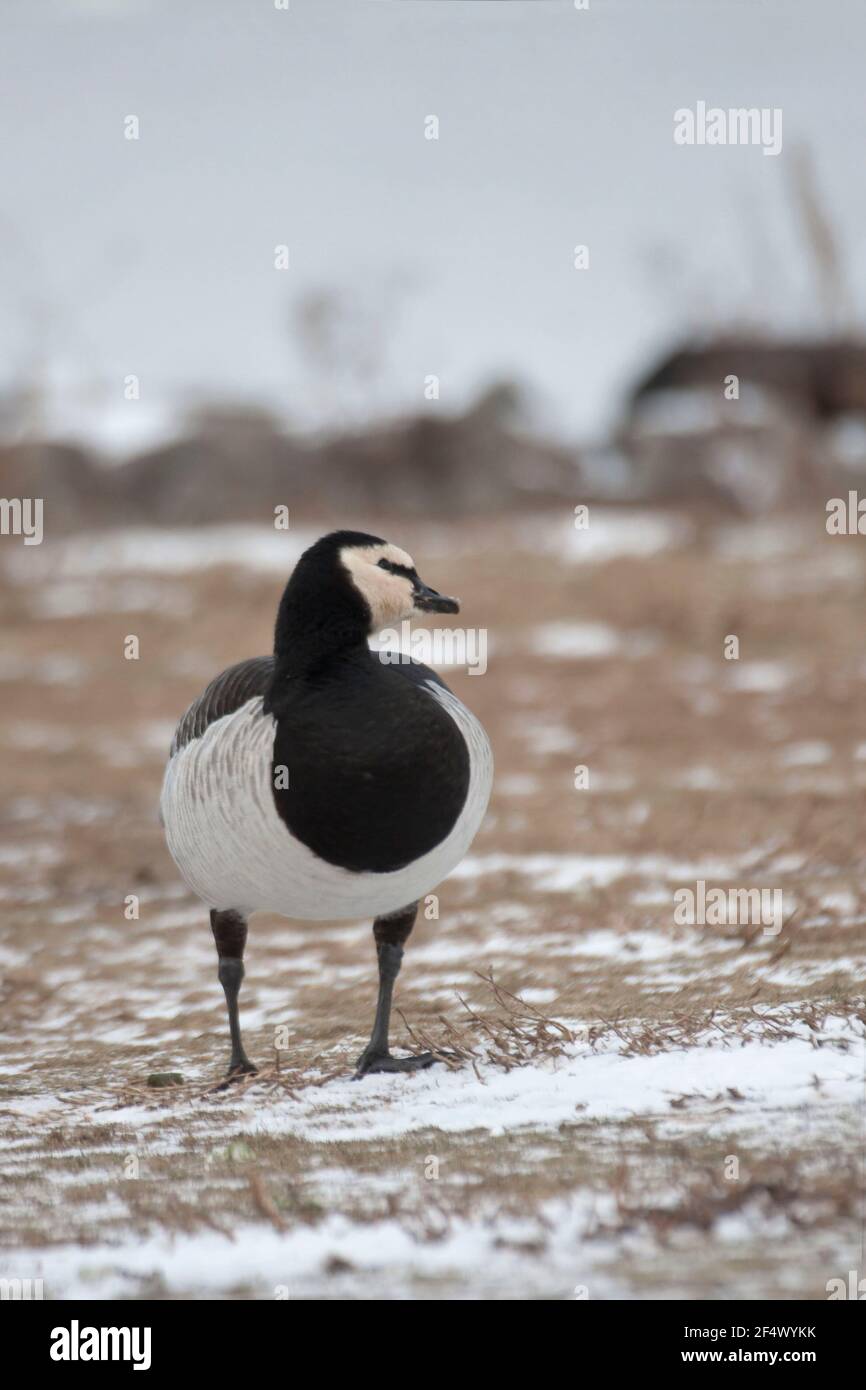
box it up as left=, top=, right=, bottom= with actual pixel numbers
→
left=340, top=542, right=417, bottom=632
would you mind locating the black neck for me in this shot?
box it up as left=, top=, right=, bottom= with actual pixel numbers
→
left=267, top=568, right=372, bottom=695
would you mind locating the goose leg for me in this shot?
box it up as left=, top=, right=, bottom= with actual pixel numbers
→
left=354, top=902, right=435, bottom=1078
left=210, top=908, right=257, bottom=1080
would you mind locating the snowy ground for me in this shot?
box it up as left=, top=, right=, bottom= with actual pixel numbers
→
left=1, top=509, right=864, bottom=1299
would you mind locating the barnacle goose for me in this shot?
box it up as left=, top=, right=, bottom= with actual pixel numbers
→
left=160, top=531, right=493, bottom=1080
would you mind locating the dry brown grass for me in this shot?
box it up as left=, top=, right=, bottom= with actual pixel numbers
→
left=0, top=507, right=864, bottom=1297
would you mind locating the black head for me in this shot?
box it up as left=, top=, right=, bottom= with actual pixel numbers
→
left=272, top=530, right=459, bottom=675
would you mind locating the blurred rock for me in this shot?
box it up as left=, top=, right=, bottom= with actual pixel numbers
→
left=631, top=338, right=866, bottom=420
left=0, top=389, right=580, bottom=529
left=620, top=337, right=866, bottom=513
left=0, top=442, right=117, bottom=527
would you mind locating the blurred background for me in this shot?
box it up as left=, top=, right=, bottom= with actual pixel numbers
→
left=1, top=0, right=865, bottom=1302
left=3, top=0, right=866, bottom=515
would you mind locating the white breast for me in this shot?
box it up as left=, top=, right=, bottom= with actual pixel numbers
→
left=160, top=680, right=493, bottom=921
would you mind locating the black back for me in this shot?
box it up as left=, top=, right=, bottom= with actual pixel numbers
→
left=171, top=656, right=274, bottom=754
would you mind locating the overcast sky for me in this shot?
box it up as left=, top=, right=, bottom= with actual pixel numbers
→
left=2, top=0, right=865, bottom=451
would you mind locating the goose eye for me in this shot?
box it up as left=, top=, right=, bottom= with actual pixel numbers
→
left=375, top=556, right=415, bottom=579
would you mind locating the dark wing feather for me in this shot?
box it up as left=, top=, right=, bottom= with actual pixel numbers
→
left=387, top=657, right=454, bottom=697
left=170, top=656, right=275, bottom=755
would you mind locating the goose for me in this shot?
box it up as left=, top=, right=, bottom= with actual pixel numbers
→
left=160, top=530, right=493, bottom=1080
